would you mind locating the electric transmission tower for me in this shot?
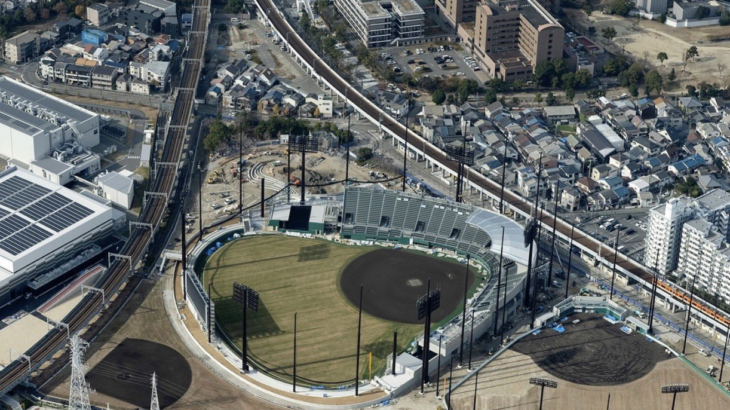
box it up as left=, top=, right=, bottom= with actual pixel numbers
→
left=69, top=335, right=92, bottom=410
left=151, top=372, right=160, bottom=410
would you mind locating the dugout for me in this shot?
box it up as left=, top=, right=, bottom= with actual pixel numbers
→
left=553, top=296, right=629, bottom=322
left=268, top=203, right=338, bottom=234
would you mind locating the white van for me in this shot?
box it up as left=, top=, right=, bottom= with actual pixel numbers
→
left=231, top=17, right=240, bottom=23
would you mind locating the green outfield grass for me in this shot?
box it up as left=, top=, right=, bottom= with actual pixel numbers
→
left=203, top=235, right=427, bottom=386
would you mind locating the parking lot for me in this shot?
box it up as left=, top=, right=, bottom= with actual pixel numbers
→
left=380, top=44, right=486, bottom=84
left=574, top=209, right=648, bottom=261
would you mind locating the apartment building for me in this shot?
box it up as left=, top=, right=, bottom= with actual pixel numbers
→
left=645, top=190, right=730, bottom=274
left=334, top=0, right=424, bottom=48
left=87, top=4, right=111, bottom=27
left=676, top=218, right=730, bottom=301
left=469, top=0, right=564, bottom=81
left=4, top=31, right=41, bottom=64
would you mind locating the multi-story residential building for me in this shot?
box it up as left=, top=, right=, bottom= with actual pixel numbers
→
left=470, top=0, right=564, bottom=81
left=87, top=4, right=111, bottom=26
left=634, top=0, right=669, bottom=16
left=121, top=5, right=164, bottom=35
left=334, top=0, right=424, bottom=48
left=676, top=218, right=730, bottom=301
left=91, top=66, right=119, bottom=90
left=437, top=0, right=480, bottom=30
left=65, top=65, right=93, bottom=87
left=645, top=190, right=730, bottom=274
left=4, top=31, right=41, bottom=64
left=129, top=61, right=170, bottom=91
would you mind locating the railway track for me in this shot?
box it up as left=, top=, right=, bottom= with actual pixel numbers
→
left=0, top=0, right=211, bottom=396
left=255, top=0, right=730, bottom=328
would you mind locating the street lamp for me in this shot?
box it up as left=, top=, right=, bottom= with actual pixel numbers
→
left=661, top=384, right=689, bottom=410
left=529, top=377, right=558, bottom=410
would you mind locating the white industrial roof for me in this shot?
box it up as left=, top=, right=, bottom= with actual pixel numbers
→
left=467, top=209, right=531, bottom=265
left=0, top=167, right=112, bottom=281
left=0, top=76, right=96, bottom=123
left=97, top=171, right=134, bottom=195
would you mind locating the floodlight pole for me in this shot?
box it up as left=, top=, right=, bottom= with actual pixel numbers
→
left=258, top=178, right=264, bottom=219
left=494, top=226, right=505, bottom=337
left=345, top=90, right=351, bottom=184
left=421, top=278, right=432, bottom=393
left=198, top=164, right=203, bottom=238
left=501, top=235, right=510, bottom=344
left=459, top=256, right=470, bottom=367
left=530, top=206, right=544, bottom=329
left=436, top=335, right=442, bottom=398
left=207, top=283, right=212, bottom=343
left=682, top=276, right=697, bottom=355
left=468, top=309, right=475, bottom=370
left=242, top=290, right=248, bottom=372
left=355, top=285, right=363, bottom=396
left=648, top=248, right=661, bottom=334
left=180, top=207, right=187, bottom=301
left=402, top=111, right=409, bottom=192
left=547, top=182, right=560, bottom=286
left=607, top=393, right=611, bottom=410
left=239, top=129, right=243, bottom=217
left=538, top=384, right=546, bottom=410
left=610, top=228, right=620, bottom=300
left=719, top=323, right=729, bottom=383
left=472, top=369, right=479, bottom=410
left=392, top=331, right=398, bottom=375
left=301, top=144, right=307, bottom=204
left=565, top=224, right=575, bottom=300
left=447, top=357, right=453, bottom=408
left=293, top=312, right=297, bottom=393
left=499, top=142, right=507, bottom=214
left=524, top=157, right=543, bottom=308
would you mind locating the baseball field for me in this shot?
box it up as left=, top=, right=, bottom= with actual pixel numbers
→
left=202, top=235, right=478, bottom=386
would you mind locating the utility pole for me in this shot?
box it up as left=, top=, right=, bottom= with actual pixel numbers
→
left=565, top=224, right=575, bottom=300
left=69, top=335, right=92, bottom=410
left=682, top=276, right=697, bottom=355
left=610, top=228, right=620, bottom=300
left=547, top=182, right=560, bottom=286
left=494, top=226, right=505, bottom=337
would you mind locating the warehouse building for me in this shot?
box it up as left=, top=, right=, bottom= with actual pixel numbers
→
left=0, top=166, right=115, bottom=306
left=0, top=76, right=101, bottom=184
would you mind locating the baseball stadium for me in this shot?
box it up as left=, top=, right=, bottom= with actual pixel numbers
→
left=185, top=185, right=531, bottom=395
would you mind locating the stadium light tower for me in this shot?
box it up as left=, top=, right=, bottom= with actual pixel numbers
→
left=417, top=279, right=441, bottom=394
left=524, top=154, right=543, bottom=308
left=682, top=275, right=697, bottom=355
left=445, top=138, right=475, bottom=203
left=661, top=384, right=689, bottom=410
left=232, top=282, right=259, bottom=372
left=529, top=377, right=558, bottom=410
left=547, top=182, right=560, bottom=286
left=564, top=223, right=575, bottom=300
left=530, top=206, right=545, bottom=329
left=609, top=228, right=620, bottom=300
left=288, top=134, right=319, bottom=204
left=720, top=323, right=730, bottom=384
left=494, top=226, right=505, bottom=337
left=150, top=373, right=160, bottom=410
left=459, top=255, right=471, bottom=367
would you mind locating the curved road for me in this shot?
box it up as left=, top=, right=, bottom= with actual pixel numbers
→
left=255, top=0, right=730, bottom=328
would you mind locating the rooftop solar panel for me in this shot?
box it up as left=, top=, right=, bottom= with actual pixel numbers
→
left=0, top=183, right=51, bottom=210
left=0, top=214, right=29, bottom=238
left=0, top=224, right=52, bottom=256
left=39, top=202, right=94, bottom=232
left=0, top=176, right=32, bottom=201
left=19, top=193, right=71, bottom=221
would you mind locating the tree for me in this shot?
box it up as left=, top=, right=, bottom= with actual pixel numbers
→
left=686, top=46, right=699, bottom=62
left=608, top=0, right=632, bottom=16
left=645, top=70, right=663, bottom=95
left=656, top=52, right=668, bottom=65
left=588, top=26, right=596, bottom=37
left=628, top=84, right=639, bottom=97
left=204, top=120, right=233, bottom=152
left=53, top=2, right=68, bottom=16
left=561, top=72, right=575, bottom=91
left=602, top=27, right=617, bottom=42
left=218, top=23, right=227, bottom=31
left=658, top=13, right=667, bottom=23
left=431, top=89, right=446, bottom=105
left=75, top=5, right=85, bottom=18
left=604, top=56, right=629, bottom=76
left=546, top=92, right=556, bottom=106
left=484, top=88, right=498, bottom=104
left=534, top=60, right=558, bottom=87
left=721, top=11, right=730, bottom=26
left=40, top=8, right=50, bottom=19
left=513, top=80, right=524, bottom=91
left=574, top=69, right=592, bottom=89
left=534, top=92, right=543, bottom=103
left=356, top=147, right=373, bottom=164
left=696, top=5, right=710, bottom=20
left=668, top=67, right=676, bottom=82
left=685, top=84, right=697, bottom=97
left=566, top=88, right=575, bottom=102
left=583, top=4, right=593, bottom=16
left=23, top=6, right=35, bottom=22
left=511, top=96, right=520, bottom=105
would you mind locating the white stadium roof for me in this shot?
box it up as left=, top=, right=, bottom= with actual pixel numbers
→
left=0, top=167, right=112, bottom=281
left=467, top=209, right=531, bottom=265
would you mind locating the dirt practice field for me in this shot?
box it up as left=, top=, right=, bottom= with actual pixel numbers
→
left=567, top=10, right=730, bottom=89
left=340, top=249, right=476, bottom=324
left=86, top=338, right=192, bottom=408
left=450, top=313, right=730, bottom=410
left=205, top=236, right=456, bottom=385
left=512, top=314, right=669, bottom=385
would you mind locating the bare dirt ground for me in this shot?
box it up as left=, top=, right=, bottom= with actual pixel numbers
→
left=449, top=315, right=730, bottom=410
left=566, top=10, right=730, bottom=90
left=41, top=277, right=281, bottom=410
